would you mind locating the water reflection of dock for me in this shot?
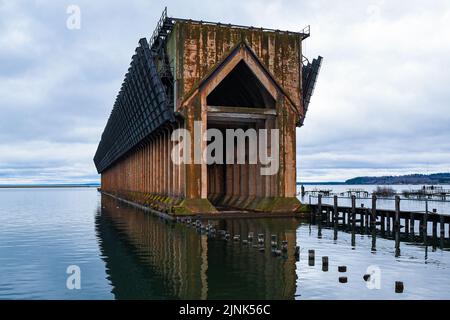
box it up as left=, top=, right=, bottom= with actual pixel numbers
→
left=96, top=194, right=299, bottom=299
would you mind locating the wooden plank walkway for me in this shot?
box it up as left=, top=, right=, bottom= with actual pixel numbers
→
left=309, top=195, right=450, bottom=242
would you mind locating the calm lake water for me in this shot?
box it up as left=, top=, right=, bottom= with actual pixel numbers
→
left=1, top=187, right=450, bottom=300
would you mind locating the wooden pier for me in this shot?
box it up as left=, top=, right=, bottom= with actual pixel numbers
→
left=403, top=186, right=450, bottom=200
left=309, top=195, right=450, bottom=244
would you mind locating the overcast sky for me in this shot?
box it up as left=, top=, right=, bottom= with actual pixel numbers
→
left=1, top=0, right=449, bottom=184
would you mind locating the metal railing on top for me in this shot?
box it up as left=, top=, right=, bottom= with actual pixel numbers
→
left=149, top=7, right=168, bottom=51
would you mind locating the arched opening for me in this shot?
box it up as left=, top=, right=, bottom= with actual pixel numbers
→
left=206, top=60, right=276, bottom=109
left=205, top=59, right=279, bottom=210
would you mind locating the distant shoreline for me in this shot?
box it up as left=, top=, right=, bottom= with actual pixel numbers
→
left=297, top=182, right=450, bottom=185
left=0, top=185, right=100, bottom=189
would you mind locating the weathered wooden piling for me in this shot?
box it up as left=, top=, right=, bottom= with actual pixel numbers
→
left=338, top=266, right=347, bottom=273
left=395, top=229, right=401, bottom=257
left=364, top=208, right=369, bottom=231
left=395, top=281, right=404, bottom=293
left=271, top=235, right=278, bottom=248
left=361, top=209, right=365, bottom=229
left=439, top=215, right=445, bottom=239
left=295, top=246, right=300, bottom=261
left=339, top=277, right=348, bottom=283
left=308, top=250, right=315, bottom=266
left=351, top=230, right=356, bottom=247
left=423, top=208, right=428, bottom=235
left=317, top=194, right=322, bottom=219
left=322, top=256, right=329, bottom=272
left=432, top=219, right=438, bottom=239
left=371, top=227, right=377, bottom=251
left=395, top=196, right=400, bottom=231
left=351, top=195, right=356, bottom=227
left=409, top=212, right=415, bottom=234
left=272, top=249, right=282, bottom=256
left=281, top=240, right=288, bottom=253
left=333, top=195, right=338, bottom=225
left=386, top=212, right=391, bottom=234
left=257, top=234, right=264, bottom=244
left=405, top=215, right=409, bottom=234
left=371, top=195, right=377, bottom=228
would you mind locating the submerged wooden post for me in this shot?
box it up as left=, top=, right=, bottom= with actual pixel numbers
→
left=317, top=194, right=322, bottom=219
left=308, top=249, right=315, bottom=266
left=423, top=205, right=428, bottom=235
left=365, top=208, right=369, bottom=230
left=386, top=212, right=391, bottom=234
left=395, top=281, right=404, bottom=293
left=351, top=195, right=356, bottom=228
left=409, top=212, right=415, bottom=234
left=361, top=208, right=365, bottom=229
left=405, top=215, right=409, bottom=234
left=333, top=195, right=338, bottom=226
left=432, top=216, right=438, bottom=239
left=395, top=196, right=400, bottom=232
left=322, top=256, right=329, bottom=272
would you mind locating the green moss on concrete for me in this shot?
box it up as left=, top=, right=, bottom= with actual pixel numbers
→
left=296, top=203, right=311, bottom=218
left=172, top=198, right=218, bottom=216
left=250, top=196, right=301, bottom=213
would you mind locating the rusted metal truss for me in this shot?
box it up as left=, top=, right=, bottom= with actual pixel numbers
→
left=300, top=55, right=323, bottom=127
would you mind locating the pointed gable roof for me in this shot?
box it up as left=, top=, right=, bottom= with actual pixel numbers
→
left=181, top=41, right=300, bottom=116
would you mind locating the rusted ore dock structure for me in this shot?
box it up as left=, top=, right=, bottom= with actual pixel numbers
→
left=94, top=8, right=322, bottom=216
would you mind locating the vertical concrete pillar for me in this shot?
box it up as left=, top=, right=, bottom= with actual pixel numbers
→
left=163, top=131, right=167, bottom=195
left=248, top=124, right=257, bottom=201
left=284, top=101, right=297, bottom=198
left=152, top=137, right=155, bottom=194
left=255, top=121, right=265, bottom=199
left=160, top=133, right=164, bottom=195
left=184, top=96, right=205, bottom=199
left=167, top=127, right=171, bottom=197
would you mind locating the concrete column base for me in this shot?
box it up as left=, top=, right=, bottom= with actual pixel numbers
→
left=215, top=196, right=302, bottom=213
left=172, top=198, right=218, bottom=216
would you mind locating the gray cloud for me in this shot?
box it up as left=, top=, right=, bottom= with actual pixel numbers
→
left=0, top=0, right=449, bottom=184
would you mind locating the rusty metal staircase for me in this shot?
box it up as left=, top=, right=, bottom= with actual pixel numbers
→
left=149, top=7, right=174, bottom=54
left=148, top=7, right=175, bottom=109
